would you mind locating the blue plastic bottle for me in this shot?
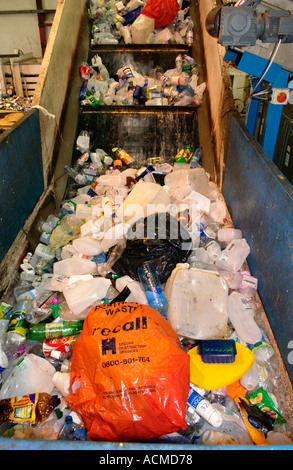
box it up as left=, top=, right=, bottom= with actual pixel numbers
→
left=57, top=415, right=86, bottom=441
left=137, top=263, right=168, bottom=320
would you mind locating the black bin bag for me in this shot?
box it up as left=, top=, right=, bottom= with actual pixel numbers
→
left=112, top=212, right=193, bottom=283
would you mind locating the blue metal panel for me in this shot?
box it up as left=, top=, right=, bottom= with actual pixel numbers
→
left=238, top=51, right=283, bottom=84
left=0, top=436, right=291, bottom=450
left=0, top=109, right=44, bottom=261
left=222, top=112, right=293, bottom=384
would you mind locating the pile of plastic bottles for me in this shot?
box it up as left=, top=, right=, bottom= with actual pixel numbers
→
left=88, top=0, right=193, bottom=46
left=80, top=53, right=206, bottom=106
left=0, top=131, right=292, bottom=446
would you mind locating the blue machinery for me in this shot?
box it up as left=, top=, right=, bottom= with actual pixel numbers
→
left=224, top=48, right=291, bottom=160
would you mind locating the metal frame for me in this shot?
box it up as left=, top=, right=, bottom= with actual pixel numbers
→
left=224, top=49, right=291, bottom=160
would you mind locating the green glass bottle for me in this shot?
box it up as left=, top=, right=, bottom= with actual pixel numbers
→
left=28, top=320, right=84, bottom=341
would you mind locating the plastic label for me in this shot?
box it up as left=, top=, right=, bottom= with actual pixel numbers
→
left=6, top=314, right=28, bottom=338
left=8, top=394, right=38, bottom=424
left=187, top=388, right=204, bottom=409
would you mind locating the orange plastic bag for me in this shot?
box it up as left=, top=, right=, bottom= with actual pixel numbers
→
left=67, top=302, right=190, bottom=441
left=141, top=0, right=179, bottom=28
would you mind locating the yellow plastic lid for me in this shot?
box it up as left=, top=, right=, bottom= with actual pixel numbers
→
left=188, top=342, right=255, bottom=390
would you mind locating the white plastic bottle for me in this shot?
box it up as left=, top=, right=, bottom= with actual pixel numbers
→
left=228, top=292, right=262, bottom=345
left=217, top=227, right=242, bottom=243
left=215, top=238, right=250, bottom=272
left=187, top=385, right=223, bottom=427
left=72, top=236, right=104, bottom=257
left=52, top=371, right=71, bottom=397
left=116, top=22, right=132, bottom=44
left=63, top=277, right=111, bottom=315
left=130, top=14, right=155, bottom=43
left=115, top=275, right=148, bottom=304
left=240, top=361, right=260, bottom=391
left=53, top=257, right=97, bottom=277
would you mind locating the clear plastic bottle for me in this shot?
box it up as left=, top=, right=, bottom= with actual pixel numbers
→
left=91, top=53, right=110, bottom=81
left=175, top=54, right=183, bottom=73
left=98, top=236, right=127, bottom=277
left=187, top=385, right=223, bottom=427
left=57, top=414, right=86, bottom=441
left=64, top=166, right=87, bottom=185
left=253, top=341, right=275, bottom=367
left=49, top=211, right=83, bottom=254
left=137, top=263, right=168, bottom=320
left=190, top=146, right=202, bottom=168
left=0, top=341, right=8, bottom=373
left=76, top=130, right=90, bottom=153
left=205, top=239, right=221, bottom=262
left=3, top=300, right=31, bottom=353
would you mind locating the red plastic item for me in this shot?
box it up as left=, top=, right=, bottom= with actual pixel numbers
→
left=67, top=302, right=190, bottom=442
left=141, top=0, right=179, bottom=28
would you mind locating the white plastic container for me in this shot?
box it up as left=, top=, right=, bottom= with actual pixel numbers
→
left=228, top=292, right=263, bottom=345
left=52, top=371, right=71, bottom=397
left=100, top=223, right=131, bottom=253
left=115, top=275, right=148, bottom=304
left=215, top=238, right=250, bottom=272
left=164, top=168, right=210, bottom=194
left=63, top=277, right=111, bottom=315
left=165, top=263, right=229, bottom=339
left=96, top=174, right=126, bottom=187
left=53, top=257, right=97, bottom=277
left=130, top=14, right=155, bottom=44
left=61, top=244, right=78, bottom=259
left=182, top=190, right=211, bottom=213
left=116, top=182, right=171, bottom=223
left=75, top=203, right=102, bottom=219
left=217, top=227, right=242, bottom=243
left=72, top=236, right=104, bottom=256
left=0, top=354, right=55, bottom=399
left=80, top=219, right=102, bottom=238
left=35, top=243, right=55, bottom=260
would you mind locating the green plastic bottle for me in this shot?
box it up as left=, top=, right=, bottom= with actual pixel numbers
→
left=28, top=320, right=84, bottom=341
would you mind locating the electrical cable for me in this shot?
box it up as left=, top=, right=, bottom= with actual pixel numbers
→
left=251, top=38, right=282, bottom=95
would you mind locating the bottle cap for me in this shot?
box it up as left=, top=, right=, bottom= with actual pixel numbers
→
left=55, top=408, right=63, bottom=419
left=51, top=350, right=62, bottom=359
